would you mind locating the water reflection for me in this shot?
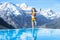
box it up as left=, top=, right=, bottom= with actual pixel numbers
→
left=0, top=28, right=60, bottom=40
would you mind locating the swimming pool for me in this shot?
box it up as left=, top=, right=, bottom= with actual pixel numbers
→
left=0, top=28, right=60, bottom=40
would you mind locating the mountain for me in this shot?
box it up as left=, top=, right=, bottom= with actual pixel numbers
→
left=18, top=3, right=58, bottom=20
left=16, top=3, right=58, bottom=20
left=0, top=2, right=23, bottom=16
left=0, top=17, right=15, bottom=29
left=39, top=9, right=57, bottom=20
left=16, top=3, right=32, bottom=10
left=0, top=2, right=26, bottom=28
left=0, top=2, right=59, bottom=29
left=46, top=18, right=60, bottom=29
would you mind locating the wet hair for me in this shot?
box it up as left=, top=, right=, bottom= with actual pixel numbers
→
left=32, top=8, right=37, bottom=12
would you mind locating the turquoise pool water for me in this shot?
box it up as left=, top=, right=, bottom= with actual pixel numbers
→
left=0, top=28, right=60, bottom=40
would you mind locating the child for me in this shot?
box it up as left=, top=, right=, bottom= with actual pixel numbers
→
left=31, top=8, right=37, bottom=28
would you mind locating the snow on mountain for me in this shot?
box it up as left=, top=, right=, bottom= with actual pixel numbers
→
left=0, top=2, right=25, bottom=28
left=16, top=3, right=32, bottom=10
left=20, top=3, right=27, bottom=10
left=1, top=2, right=58, bottom=20
left=16, top=3, right=60, bottom=27
left=19, top=3, right=58, bottom=20
left=40, top=9, right=57, bottom=20
left=56, top=12, right=60, bottom=18
left=0, top=2, right=23, bottom=16
left=0, top=2, right=60, bottom=28
left=16, top=3, right=58, bottom=20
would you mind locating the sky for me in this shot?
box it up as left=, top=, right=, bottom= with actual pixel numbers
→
left=0, top=0, right=60, bottom=13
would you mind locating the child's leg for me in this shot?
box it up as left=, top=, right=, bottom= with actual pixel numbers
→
left=34, top=20, right=37, bottom=27
left=32, top=20, right=34, bottom=28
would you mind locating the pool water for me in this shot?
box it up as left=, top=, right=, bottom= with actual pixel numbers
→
left=0, top=28, right=60, bottom=40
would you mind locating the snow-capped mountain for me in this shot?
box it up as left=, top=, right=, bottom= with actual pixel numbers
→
left=16, top=3, right=32, bottom=10
left=39, top=9, right=57, bottom=20
left=0, top=2, right=59, bottom=29
left=0, top=2, right=23, bottom=16
left=18, top=3, right=58, bottom=20
left=0, top=2, right=25, bottom=28
left=16, top=3, right=58, bottom=20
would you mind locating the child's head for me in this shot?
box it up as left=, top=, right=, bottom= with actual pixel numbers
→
left=32, top=8, right=36, bottom=12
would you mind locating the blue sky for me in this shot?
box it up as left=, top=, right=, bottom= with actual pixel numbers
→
left=0, top=0, right=60, bottom=12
